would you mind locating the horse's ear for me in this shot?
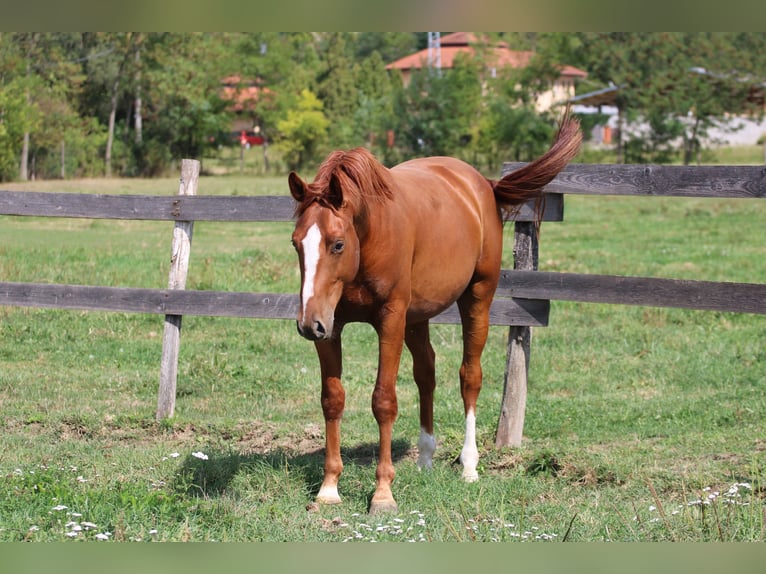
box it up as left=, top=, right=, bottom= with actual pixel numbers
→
left=326, top=173, right=344, bottom=209
left=288, top=172, right=307, bottom=202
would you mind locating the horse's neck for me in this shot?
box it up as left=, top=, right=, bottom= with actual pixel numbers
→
left=357, top=197, right=400, bottom=245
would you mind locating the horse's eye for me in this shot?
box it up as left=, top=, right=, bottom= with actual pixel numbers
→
left=331, top=240, right=345, bottom=254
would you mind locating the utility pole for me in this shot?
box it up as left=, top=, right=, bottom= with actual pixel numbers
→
left=427, top=32, right=441, bottom=75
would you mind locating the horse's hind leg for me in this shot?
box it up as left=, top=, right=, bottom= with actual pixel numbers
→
left=456, top=282, right=494, bottom=482
left=405, top=321, right=437, bottom=469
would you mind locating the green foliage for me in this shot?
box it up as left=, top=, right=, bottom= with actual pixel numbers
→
left=392, top=54, right=483, bottom=160
left=0, top=79, right=34, bottom=180
left=353, top=32, right=419, bottom=63
left=477, top=102, right=557, bottom=171
left=137, top=34, right=233, bottom=173
left=2, top=32, right=766, bottom=180
left=274, top=89, right=330, bottom=171
left=557, top=32, right=766, bottom=164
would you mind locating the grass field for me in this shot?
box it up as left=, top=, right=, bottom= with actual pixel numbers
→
left=1, top=159, right=765, bottom=542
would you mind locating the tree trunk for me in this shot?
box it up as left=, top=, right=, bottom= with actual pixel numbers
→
left=19, top=131, right=29, bottom=181
left=19, top=55, right=33, bottom=181
left=105, top=76, right=120, bottom=177
left=683, top=117, right=701, bottom=166
left=134, top=45, right=143, bottom=145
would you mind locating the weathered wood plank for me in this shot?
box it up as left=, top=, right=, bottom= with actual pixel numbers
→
left=498, top=270, right=766, bottom=315
left=9, top=272, right=762, bottom=320
left=0, top=282, right=297, bottom=317
left=496, top=220, right=539, bottom=448
left=432, top=298, right=549, bottom=326
left=502, top=163, right=766, bottom=198
left=0, top=191, right=561, bottom=223
left=0, top=192, right=295, bottom=221
left=0, top=282, right=550, bottom=326
left=157, top=159, right=198, bottom=420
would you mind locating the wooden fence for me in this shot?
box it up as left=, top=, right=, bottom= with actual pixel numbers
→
left=1, top=159, right=765, bottom=447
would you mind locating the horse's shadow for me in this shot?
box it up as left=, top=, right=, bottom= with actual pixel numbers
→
left=172, top=438, right=411, bottom=503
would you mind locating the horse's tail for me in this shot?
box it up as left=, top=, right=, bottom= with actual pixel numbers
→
left=489, top=107, right=582, bottom=225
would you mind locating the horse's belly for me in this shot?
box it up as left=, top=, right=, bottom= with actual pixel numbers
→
left=406, top=203, right=503, bottom=322
left=394, top=159, right=503, bottom=322
left=407, top=242, right=484, bottom=321
left=406, top=297, right=460, bottom=323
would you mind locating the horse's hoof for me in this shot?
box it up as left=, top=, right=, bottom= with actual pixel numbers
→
left=369, top=499, right=398, bottom=515
left=416, top=456, right=433, bottom=470
left=316, top=485, right=342, bottom=505
left=316, top=494, right=342, bottom=505
left=461, top=470, right=479, bottom=483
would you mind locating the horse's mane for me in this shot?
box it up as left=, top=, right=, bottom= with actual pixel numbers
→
left=294, top=148, right=394, bottom=217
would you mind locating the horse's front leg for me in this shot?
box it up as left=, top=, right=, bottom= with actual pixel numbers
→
left=369, top=303, right=407, bottom=514
left=314, top=336, right=345, bottom=505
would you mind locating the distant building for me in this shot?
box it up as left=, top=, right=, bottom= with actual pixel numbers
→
left=220, top=75, right=273, bottom=145
left=385, top=32, right=587, bottom=112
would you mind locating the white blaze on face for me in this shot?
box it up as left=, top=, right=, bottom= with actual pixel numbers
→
left=460, top=408, right=479, bottom=482
left=301, top=223, right=322, bottom=319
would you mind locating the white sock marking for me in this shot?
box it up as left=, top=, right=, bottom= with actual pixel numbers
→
left=316, top=484, right=341, bottom=504
left=301, top=223, right=322, bottom=319
left=417, top=428, right=436, bottom=470
left=460, top=409, right=479, bottom=482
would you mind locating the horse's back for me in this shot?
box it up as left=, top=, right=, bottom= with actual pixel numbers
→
left=391, top=156, right=498, bottom=220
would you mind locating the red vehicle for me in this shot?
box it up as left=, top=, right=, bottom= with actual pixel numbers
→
left=237, top=130, right=265, bottom=146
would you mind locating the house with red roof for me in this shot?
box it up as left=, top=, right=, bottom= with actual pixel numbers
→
left=385, top=32, right=587, bottom=112
left=220, top=75, right=273, bottom=145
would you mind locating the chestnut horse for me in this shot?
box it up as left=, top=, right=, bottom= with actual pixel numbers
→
left=289, top=114, right=581, bottom=514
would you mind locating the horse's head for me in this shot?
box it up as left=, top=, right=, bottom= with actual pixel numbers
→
left=289, top=170, right=361, bottom=341
left=289, top=149, right=394, bottom=341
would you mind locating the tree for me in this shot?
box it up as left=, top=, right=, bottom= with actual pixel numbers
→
left=235, top=32, right=322, bottom=149
left=0, top=78, right=33, bottom=181
left=82, top=32, right=141, bottom=177
left=316, top=33, right=360, bottom=148
left=476, top=100, right=557, bottom=173
left=275, top=88, right=330, bottom=171
left=472, top=59, right=559, bottom=172
left=0, top=33, right=101, bottom=181
left=559, top=32, right=766, bottom=164
left=136, top=33, right=232, bottom=175
left=353, top=32, right=418, bottom=63
left=391, top=53, right=483, bottom=161
left=351, top=51, right=397, bottom=160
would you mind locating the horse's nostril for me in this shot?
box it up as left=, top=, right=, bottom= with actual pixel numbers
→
left=314, top=320, right=326, bottom=335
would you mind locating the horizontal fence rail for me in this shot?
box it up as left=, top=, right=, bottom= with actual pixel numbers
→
left=0, top=191, right=563, bottom=223
left=0, top=281, right=550, bottom=326
left=498, top=270, right=766, bottom=315
left=504, top=163, right=766, bottom=198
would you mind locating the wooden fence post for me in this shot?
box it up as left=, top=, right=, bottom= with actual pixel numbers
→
left=495, top=220, right=539, bottom=447
left=156, top=159, right=199, bottom=420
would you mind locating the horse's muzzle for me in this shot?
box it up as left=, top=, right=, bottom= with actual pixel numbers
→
left=296, top=318, right=331, bottom=341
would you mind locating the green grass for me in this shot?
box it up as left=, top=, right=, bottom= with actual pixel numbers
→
left=702, top=144, right=765, bottom=165
left=1, top=167, right=765, bottom=542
